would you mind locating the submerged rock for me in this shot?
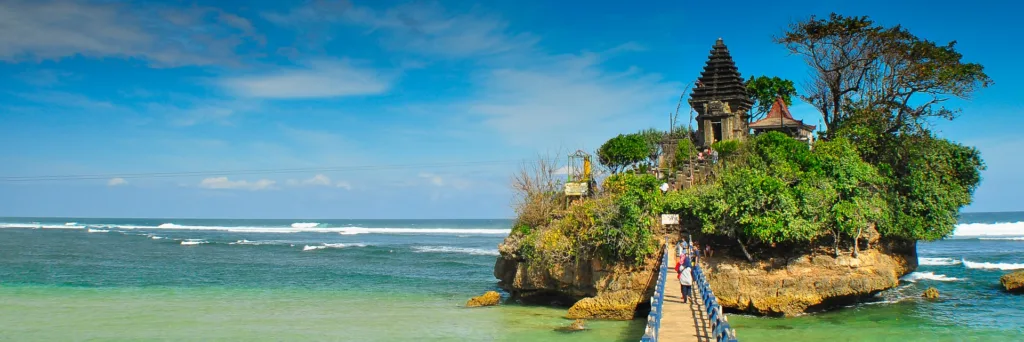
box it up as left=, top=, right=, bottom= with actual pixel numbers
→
left=555, top=319, right=587, bottom=332
left=1000, top=270, right=1024, bottom=293
left=922, top=287, right=940, bottom=299
left=706, top=243, right=917, bottom=317
left=466, top=291, right=501, bottom=307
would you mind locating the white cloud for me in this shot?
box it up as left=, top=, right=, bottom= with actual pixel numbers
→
left=284, top=174, right=352, bottom=190
left=265, top=1, right=536, bottom=59
left=199, top=177, right=276, bottom=191
left=0, top=1, right=261, bottom=66
left=219, top=59, right=390, bottom=99
left=465, top=52, right=679, bottom=148
left=418, top=172, right=471, bottom=190
left=107, top=177, right=127, bottom=186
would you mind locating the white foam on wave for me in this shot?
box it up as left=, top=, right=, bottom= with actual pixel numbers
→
left=413, top=246, right=500, bottom=256
left=953, top=222, right=1024, bottom=237
left=87, top=228, right=110, bottom=233
left=919, top=257, right=961, bottom=266
left=962, top=260, right=1024, bottom=270
left=180, top=239, right=207, bottom=246
left=302, top=243, right=366, bottom=251
left=902, top=271, right=962, bottom=282
left=0, top=223, right=84, bottom=229
left=978, top=237, right=1024, bottom=241
left=104, top=223, right=508, bottom=235
left=336, top=228, right=510, bottom=236
left=65, top=222, right=78, bottom=226
left=291, top=222, right=321, bottom=228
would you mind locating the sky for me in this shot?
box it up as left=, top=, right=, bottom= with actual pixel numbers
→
left=0, top=0, right=1021, bottom=219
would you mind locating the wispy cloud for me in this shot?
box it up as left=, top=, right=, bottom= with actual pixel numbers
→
left=107, top=177, right=127, bottom=186
left=218, top=59, right=391, bottom=99
left=0, top=0, right=261, bottom=66
left=265, top=1, right=536, bottom=59
left=285, top=174, right=350, bottom=189
left=199, top=177, right=276, bottom=191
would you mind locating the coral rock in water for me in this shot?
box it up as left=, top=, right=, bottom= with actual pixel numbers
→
left=922, top=287, right=940, bottom=299
left=466, top=291, right=501, bottom=307
left=1000, top=270, right=1024, bottom=293
left=566, top=291, right=642, bottom=320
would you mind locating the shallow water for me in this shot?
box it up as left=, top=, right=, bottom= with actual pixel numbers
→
left=1, top=214, right=1022, bottom=341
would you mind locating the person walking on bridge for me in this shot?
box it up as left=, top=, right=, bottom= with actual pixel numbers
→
left=677, top=256, right=693, bottom=304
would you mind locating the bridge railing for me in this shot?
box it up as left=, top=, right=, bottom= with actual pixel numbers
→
left=683, top=242, right=739, bottom=342
left=639, top=245, right=669, bottom=342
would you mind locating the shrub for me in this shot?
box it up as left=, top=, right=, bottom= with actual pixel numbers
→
left=598, top=133, right=649, bottom=173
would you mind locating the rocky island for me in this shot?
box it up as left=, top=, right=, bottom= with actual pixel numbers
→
left=494, top=14, right=989, bottom=319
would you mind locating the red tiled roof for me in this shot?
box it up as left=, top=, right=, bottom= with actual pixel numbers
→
left=749, top=97, right=816, bottom=130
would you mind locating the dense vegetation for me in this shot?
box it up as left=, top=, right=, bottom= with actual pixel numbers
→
left=505, top=13, right=989, bottom=265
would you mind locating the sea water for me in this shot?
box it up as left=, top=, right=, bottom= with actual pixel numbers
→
left=0, top=214, right=1022, bottom=341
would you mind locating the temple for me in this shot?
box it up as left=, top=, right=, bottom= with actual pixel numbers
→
left=688, top=38, right=753, bottom=148
left=749, top=96, right=816, bottom=142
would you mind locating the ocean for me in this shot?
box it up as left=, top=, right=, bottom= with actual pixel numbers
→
left=0, top=213, right=1022, bottom=341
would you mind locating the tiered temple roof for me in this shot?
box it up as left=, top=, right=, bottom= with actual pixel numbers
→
left=688, top=38, right=753, bottom=118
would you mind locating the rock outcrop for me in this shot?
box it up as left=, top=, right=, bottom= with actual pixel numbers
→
left=705, top=245, right=916, bottom=317
left=1000, top=270, right=1024, bottom=293
left=494, top=242, right=660, bottom=320
left=466, top=291, right=501, bottom=307
left=922, top=287, right=939, bottom=299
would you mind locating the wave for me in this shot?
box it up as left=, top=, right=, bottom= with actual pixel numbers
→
left=902, top=271, right=962, bottom=282
left=180, top=239, right=207, bottom=246
left=953, top=222, right=1024, bottom=237
left=919, top=257, right=961, bottom=266
left=0, top=223, right=84, bottom=229
left=335, top=228, right=510, bottom=235
left=65, top=222, right=78, bottom=226
left=412, top=246, right=500, bottom=256
left=962, top=260, right=1024, bottom=270
left=87, top=229, right=110, bottom=233
left=978, top=237, right=1024, bottom=241
left=302, top=243, right=367, bottom=251
left=95, top=223, right=510, bottom=235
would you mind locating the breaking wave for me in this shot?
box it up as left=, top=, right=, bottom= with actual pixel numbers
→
left=919, top=257, right=961, bottom=266
left=978, top=237, right=1024, bottom=241
left=87, top=229, right=110, bottom=233
left=953, top=222, right=1024, bottom=237
left=962, top=260, right=1024, bottom=270
left=290, top=222, right=321, bottom=228
left=180, top=239, right=207, bottom=246
left=902, top=271, right=962, bottom=282
left=335, top=228, right=509, bottom=235
left=412, top=246, right=500, bottom=256
left=302, top=243, right=367, bottom=251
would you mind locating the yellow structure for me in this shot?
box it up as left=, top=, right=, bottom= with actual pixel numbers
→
left=564, top=150, right=594, bottom=198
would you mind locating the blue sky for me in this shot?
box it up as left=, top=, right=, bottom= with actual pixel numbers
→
left=1, top=0, right=1020, bottom=219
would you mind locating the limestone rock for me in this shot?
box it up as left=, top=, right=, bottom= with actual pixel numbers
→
left=566, top=291, right=642, bottom=320
left=1000, top=270, right=1024, bottom=293
left=922, top=287, right=939, bottom=299
left=494, top=236, right=661, bottom=320
left=466, top=291, right=501, bottom=307
left=706, top=246, right=917, bottom=317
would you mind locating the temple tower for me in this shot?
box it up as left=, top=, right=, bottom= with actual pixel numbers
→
left=688, top=38, right=753, bottom=147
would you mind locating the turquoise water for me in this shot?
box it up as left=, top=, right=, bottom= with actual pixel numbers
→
left=1, top=213, right=1022, bottom=341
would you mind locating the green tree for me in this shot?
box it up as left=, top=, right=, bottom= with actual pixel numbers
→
left=776, top=13, right=992, bottom=134
left=746, top=75, right=797, bottom=123
left=674, top=139, right=696, bottom=169
left=597, top=133, right=649, bottom=174
left=638, top=128, right=667, bottom=167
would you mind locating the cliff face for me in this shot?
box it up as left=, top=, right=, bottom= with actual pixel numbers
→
left=706, top=244, right=917, bottom=317
left=493, top=239, right=661, bottom=320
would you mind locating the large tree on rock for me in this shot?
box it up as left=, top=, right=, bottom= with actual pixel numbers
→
left=775, top=13, right=992, bottom=136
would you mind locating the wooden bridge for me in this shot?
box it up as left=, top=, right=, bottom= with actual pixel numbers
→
left=640, top=242, right=738, bottom=342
